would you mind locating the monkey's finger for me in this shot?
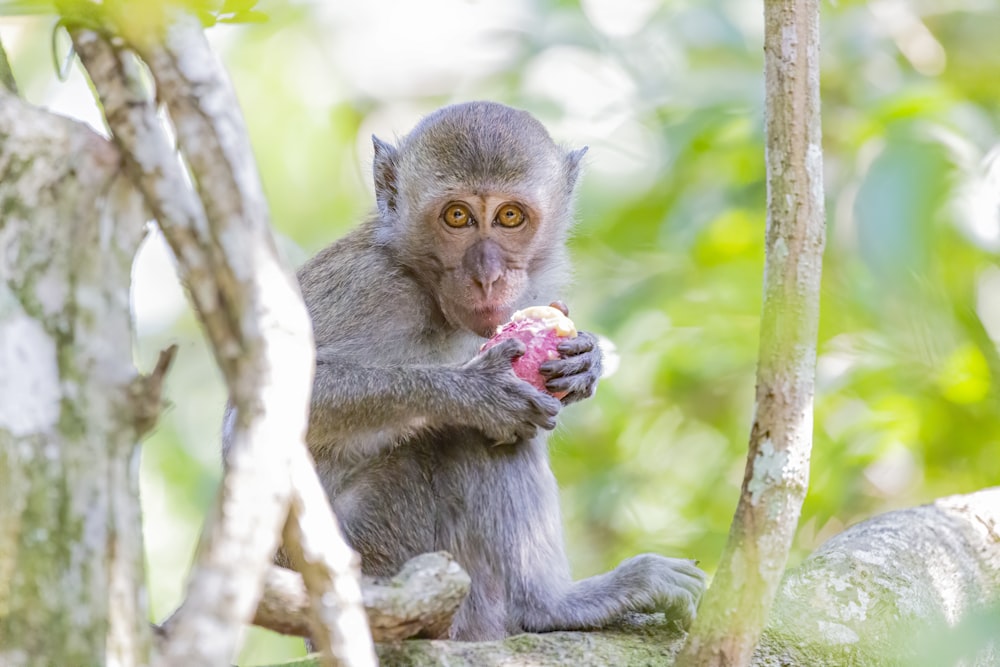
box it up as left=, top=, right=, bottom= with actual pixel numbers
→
left=539, top=353, right=592, bottom=379
left=675, top=571, right=708, bottom=597
left=511, top=416, right=553, bottom=439
left=670, top=566, right=709, bottom=596
left=548, top=300, right=569, bottom=316
left=556, top=331, right=597, bottom=356
left=532, top=392, right=563, bottom=418
left=678, top=600, right=699, bottom=628
left=663, top=594, right=697, bottom=622
left=486, top=338, right=527, bottom=361
left=554, top=387, right=596, bottom=407
left=521, top=401, right=561, bottom=436
left=537, top=415, right=557, bottom=431
left=545, top=374, right=597, bottom=399
left=668, top=556, right=708, bottom=579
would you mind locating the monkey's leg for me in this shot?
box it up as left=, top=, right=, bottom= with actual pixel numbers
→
left=498, top=443, right=707, bottom=633
left=518, top=552, right=707, bottom=632
left=447, top=557, right=509, bottom=641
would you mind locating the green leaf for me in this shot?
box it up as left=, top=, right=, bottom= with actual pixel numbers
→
left=194, top=9, right=217, bottom=27
left=0, top=0, right=55, bottom=16
left=221, top=0, right=258, bottom=12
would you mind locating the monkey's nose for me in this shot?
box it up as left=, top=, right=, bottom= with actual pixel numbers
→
left=464, top=238, right=505, bottom=297
left=473, top=273, right=501, bottom=298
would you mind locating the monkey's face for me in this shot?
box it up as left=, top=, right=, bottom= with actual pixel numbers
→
left=372, top=102, right=583, bottom=336
left=426, top=192, right=547, bottom=338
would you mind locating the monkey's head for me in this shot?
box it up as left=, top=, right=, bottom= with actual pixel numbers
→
left=371, top=101, right=586, bottom=338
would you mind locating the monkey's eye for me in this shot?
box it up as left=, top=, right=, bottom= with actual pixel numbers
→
left=443, top=203, right=475, bottom=228
left=494, top=204, right=526, bottom=228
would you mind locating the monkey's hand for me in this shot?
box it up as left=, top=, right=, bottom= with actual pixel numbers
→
left=616, top=554, right=707, bottom=628
left=460, top=339, right=562, bottom=445
left=539, top=330, right=602, bottom=405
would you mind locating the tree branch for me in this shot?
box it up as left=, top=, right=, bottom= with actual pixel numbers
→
left=280, top=451, right=379, bottom=663
left=253, top=552, right=470, bottom=642
left=70, top=19, right=374, bottom=667
left=759, top=487, right=1000, bottom=666
left=131, top=344, right=178, bottom=438
left=0, top=35, right=17, bottom=94
left=676, top=0, right=826, bottom=664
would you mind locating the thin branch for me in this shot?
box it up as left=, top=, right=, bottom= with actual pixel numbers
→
left=676, top=0, right=826, bottom=664
left=253, top=552, right=471, bottom=642
left=71, top=22, right=373, bottom=667
left=0, top=35, right=18, bottom=94
left=72, top=28, right=288, bottom=666
left=281, top=454, right=378, bottom=666
left=362, top=551, right=471, bottom=641
left=132, top=343, right=178, bottom=438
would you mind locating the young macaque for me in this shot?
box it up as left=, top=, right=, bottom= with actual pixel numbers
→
left=232, top=101, right=706, bottom=640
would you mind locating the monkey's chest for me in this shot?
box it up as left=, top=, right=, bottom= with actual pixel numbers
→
left=336, top=427, right=535, bottom=520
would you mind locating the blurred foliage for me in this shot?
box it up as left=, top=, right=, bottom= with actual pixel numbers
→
left=0, top=0, right=266, bottom=26
left=3, top=0, right=1000, bottom=663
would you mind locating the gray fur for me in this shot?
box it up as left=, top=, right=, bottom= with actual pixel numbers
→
left=225, top=101, right=705, bottom=640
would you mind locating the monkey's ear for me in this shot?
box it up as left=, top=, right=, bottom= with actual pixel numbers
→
left=372, top=135, right=400, bottom=217
left=564, top=147, right=588, bottom=190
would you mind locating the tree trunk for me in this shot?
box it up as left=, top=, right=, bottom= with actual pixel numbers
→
left=0, top=91, right=153, bottom=667
left=2, top=12, right=378, bottom=664
left=675, top=0, right=826, bottom=663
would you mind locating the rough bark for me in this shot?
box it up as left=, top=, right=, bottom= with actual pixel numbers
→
left=675, top=0, right=826, bottom=664
left=70, top=19, right=376, bottom=667
left=0, top=90, right=153, bottom=666
left=254, top=552, right=471, bottom=641
left=758, top=487, right=1000, bottom=666
left=274, top=489, right=999, bottom=667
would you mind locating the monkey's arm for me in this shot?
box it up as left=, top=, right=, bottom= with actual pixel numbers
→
left=539, top=330, right=603, bottom=405
left=309, top=340, right=562, bottom=453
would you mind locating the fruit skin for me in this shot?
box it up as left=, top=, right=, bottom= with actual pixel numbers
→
left=481, top=306, right=577, bottom=396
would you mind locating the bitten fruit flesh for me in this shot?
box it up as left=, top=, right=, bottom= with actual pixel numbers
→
left=481, top=305, right=577, bottom=396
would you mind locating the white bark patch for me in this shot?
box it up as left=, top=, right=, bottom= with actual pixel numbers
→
left=773, top=235, right=789, bottom=264
left=816, top=620, right=859, bottom=645
left=781, top=24, right=798, bottom=65
left=850, top=548, right=887, bottom=567
left=807, top=141, right=824, bottom=207
left=0, top=314, right=61, bottom=436
left=747, top=437, right=788, bottom=505
left=34, top=270, right=69, bottom=318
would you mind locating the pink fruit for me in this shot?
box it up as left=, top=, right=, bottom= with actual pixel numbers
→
left=481, top=305, right=577, bottom=396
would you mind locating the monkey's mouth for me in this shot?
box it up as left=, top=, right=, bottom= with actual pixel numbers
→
left=466, top=304, right=513, bottom=338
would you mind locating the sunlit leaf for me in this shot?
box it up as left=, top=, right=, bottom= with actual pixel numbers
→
left=221, top=0, right=257, bottom=12
left=0, top=0, right=54, bottom=16
left=694, top=209, right=761, bottom=266
left=936, top=342, right=991, bottom=404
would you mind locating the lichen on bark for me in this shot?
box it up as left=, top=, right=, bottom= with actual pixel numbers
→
left=0, top=91, right=151, bottom=667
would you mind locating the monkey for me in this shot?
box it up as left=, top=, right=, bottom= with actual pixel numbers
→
left=228, top=101, right=706, bottom=641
